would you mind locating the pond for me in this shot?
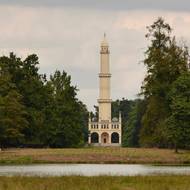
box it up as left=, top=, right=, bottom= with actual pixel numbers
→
left=0, top=164, right=190, bottom=176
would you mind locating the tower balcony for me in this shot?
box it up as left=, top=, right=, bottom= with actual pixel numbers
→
left=100, top=49, right=110, bottom=54
left=98, top=99, right=112, bottom=103
left=88, top=121, right=121, bottom=131
left=99, top=73, right=111, bottom=78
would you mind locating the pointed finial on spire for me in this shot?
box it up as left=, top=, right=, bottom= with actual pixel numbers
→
left=101, top=33, right=108, bottom=47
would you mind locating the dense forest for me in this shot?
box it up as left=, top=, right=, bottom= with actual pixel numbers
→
left=0, top=53, right=88, bottom=148
left=0, top=18, right=190, bottom=151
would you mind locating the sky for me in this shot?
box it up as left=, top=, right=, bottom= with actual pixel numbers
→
left=1, top=0, right=190, bottom=111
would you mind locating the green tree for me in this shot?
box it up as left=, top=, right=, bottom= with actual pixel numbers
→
left=0, top=52, right=88, bottom=148
left=0, top=53, right=47, bottom=146
left=45, top=70, right=88, bottom=147
left=140, top=18, right=189, bottom=147
left=0, top=74, right=28, bottom=148
left=123, top=99, right=146, bottom=147
left=166, top=72, right=190, bottom=152
left=112, top=98, right=137, bottom=146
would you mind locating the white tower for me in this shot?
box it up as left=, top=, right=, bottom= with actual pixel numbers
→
left=98, top=33, right=112, bottom=122
left=88, top=34, right=122, bottom=146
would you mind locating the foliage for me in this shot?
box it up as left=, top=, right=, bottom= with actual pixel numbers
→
left=111, top=98, right=145, bottom=147
left=112, top=98, right=134, bottom=145
left=123, top=99, right=146, bottom=147
left=43, top=70, right=88, bottom=147
left=166, top=72, right=190, bottom=152
left=0, top=53, right=88, bottom=148
left=0, top=74, right=28, bottom=148
left=140, top=18, right=189, bottom=148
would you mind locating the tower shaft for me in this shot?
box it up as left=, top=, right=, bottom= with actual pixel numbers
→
left=98, top=36, right=111, bottom=122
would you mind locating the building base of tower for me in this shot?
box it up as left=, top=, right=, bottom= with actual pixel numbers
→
left=88, top=120, right=122, bottom=146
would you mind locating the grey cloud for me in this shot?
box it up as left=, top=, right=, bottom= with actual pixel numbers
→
left=0, top=0, right=190, bottom=12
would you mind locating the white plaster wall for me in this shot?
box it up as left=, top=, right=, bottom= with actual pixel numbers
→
left=99, top=103, right=111, bottom=121
left=100, top=54, right=109, bottom=73
left=99, top=77, right=110, bottom=99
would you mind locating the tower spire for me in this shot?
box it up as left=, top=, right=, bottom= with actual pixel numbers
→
left=99, top=34, right=111, bottom=121
left=101, top=33, right=108, bottom=47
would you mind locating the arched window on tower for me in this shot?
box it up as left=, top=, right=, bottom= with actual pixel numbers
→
left=91, top=132, right=99, bottom=143
left=111, top=132, right=119, bottom=143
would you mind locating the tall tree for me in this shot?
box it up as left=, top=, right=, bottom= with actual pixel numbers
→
left=123, top=99, right=146, bottom=147
left=112, top=98, right=136, bottom=146
left=166, top=72, right=190, bottom=152
left=45, top=70, right=88, bottom=147
left=0, top=74, right=28, bottom=148
left=0, top=53, right=88, bottom=148
left=140, top=18, right=189, bottom=147
left=0, top=53, right=46, bottom=146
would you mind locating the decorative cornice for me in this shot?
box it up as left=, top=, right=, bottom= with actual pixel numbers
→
left=100, top=50, right=110, bottom=54
left=98, top=99, right=112, bottom=103
left=99, top=73, right=111, bottom=77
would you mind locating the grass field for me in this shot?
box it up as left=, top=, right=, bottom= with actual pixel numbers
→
left=1, top=147, right=190, bottom=165
left=0, top=175, right=190, bottom=190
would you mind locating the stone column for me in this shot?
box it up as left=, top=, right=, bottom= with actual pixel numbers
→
left=88, top=134, right=91, bottom=144
left=108, top=132, right=111, bottom=144
left=99, top=132, right=101, bottom=144
left=119, top=134, right=122, bottom=145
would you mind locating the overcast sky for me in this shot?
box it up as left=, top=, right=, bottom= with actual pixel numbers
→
left=1, top=0, right=190, bottom=111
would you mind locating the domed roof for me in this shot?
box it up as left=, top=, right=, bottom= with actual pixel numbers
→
left=112, top=117, right=118, bottom=122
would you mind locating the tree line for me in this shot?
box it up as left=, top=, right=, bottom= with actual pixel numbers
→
left=0, top=53, right=88, bottom=148
left=0, top=18, right=189, bottom=151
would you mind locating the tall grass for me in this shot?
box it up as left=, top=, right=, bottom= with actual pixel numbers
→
left=0, top=175, right=189, bottom=190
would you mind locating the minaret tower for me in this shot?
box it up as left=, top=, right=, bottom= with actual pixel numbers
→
left=98, top=33, right=112, bottom=122
left=88, top=34, right=122, bottom=146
